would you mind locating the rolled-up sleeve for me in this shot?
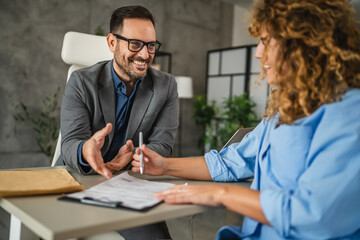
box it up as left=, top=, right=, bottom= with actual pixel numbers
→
left=205, top=120, right=266, bottom=182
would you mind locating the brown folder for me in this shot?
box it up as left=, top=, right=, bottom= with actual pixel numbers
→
left=0, top=169, right=85, bottom=197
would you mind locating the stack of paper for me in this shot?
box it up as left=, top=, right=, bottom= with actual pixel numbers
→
left=0, top=169, right=85, bottom=197
left=63, top=172, right=174, bottom=211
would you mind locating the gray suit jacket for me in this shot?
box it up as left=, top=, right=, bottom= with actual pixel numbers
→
left=57, top=61, right=179, bottom=174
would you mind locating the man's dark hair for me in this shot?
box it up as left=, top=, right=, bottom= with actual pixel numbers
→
left=110, top=5, right=155, bottom=33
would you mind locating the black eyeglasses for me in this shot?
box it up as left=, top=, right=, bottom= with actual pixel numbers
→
left=112, top=33, right=162, bottom=54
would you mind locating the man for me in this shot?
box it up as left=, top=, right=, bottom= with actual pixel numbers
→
left=57, top=6, right=178, bottom=179
left=57, top=5, right=178, bottom=239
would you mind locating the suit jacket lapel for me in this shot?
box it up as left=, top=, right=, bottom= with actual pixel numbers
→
left=98, top=61, right=115, bottom=142
left=126, top=73, right=153, bottom=140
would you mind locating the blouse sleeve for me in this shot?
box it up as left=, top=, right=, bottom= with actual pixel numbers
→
left=204, top=120, right=266, bottom=182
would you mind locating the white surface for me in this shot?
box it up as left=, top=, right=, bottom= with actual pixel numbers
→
left=139, top=132, right=144, bottom=174
left=207, top=76, right=231, bottom=105
left=221, top=48, right=246, bottom=74
left=9, top=214, right=20, bottom=240
left=175, top=76, right=193, bottom=99
left=232, top=75, right=246, bottom=96
left=61, top=31, right=112, bottom=66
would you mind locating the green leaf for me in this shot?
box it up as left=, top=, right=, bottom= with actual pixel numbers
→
left=192, top=93, right=261, bottom=153
left=12, top=87, right=60, bottom=165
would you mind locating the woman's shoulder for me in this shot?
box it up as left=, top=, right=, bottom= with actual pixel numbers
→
left=296, top=88, right=360, bottom=128
left=312, top=88, right=360, bottom=130
left=323, top=88, right=360, bottom=115
left=340, top=88, right=360, bottom=102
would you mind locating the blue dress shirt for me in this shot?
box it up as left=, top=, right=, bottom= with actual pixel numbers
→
left=78, top=61, right=142, bottom=169
left=205, top=88, right=360, bottom=239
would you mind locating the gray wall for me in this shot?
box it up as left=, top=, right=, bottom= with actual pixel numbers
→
left=0, top=1, right=233, bottom=238
left=0, top=0, right=233, bottom=169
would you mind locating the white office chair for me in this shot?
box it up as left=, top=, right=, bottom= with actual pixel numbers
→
left=52, top=32, right=125, bottom=240
left=51, top=31, right=113, bottom=166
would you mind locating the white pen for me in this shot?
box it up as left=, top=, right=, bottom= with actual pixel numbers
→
left=139, top=132, right=144, bottom=174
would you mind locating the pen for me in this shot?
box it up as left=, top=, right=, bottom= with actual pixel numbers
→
left=139, top=132, right=143, bottom=174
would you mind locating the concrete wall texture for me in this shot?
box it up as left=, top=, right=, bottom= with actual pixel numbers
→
left=2, top=0, right=359, bottom=239
left=0, top=1, right=233, bottom=237
left=0, top=0, right=234, bottom=170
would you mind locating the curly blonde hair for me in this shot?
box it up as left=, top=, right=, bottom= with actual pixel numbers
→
left=249, top=0, right=360, bottom=124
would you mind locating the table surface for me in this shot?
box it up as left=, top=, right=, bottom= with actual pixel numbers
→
left=0, top=166, right=251, bottom=240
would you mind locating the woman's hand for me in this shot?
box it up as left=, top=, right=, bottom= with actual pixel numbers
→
left=154, top=184, right=226, bottom=207
left=131, top=144, right=168, bottom=175
left=155, top=184, right=270, bottom=225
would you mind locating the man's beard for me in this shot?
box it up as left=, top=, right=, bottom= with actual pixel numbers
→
left=114, top=54, right=151, bottom=80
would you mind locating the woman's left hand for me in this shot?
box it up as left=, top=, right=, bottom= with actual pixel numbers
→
left=156, top=184, right=270, bottom=226
left=154, top=184, right=226, bottom=207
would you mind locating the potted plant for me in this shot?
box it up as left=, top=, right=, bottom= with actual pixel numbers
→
left=14, top=88, right=60, bottom=165
left=193, top=93, right=260, bottom=152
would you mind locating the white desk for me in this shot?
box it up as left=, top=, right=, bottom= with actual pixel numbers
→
left=0, top=166, right=251, bottom=240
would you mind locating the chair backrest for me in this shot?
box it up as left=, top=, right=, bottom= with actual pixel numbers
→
left=51, top=31, right=113, bottom=166
left=220, top=127, right=255, bottom=152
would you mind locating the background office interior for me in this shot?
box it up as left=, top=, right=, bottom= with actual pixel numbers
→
left=0, top=0, right=262, bottom=169
left=1, top=0, right=360, bottom=239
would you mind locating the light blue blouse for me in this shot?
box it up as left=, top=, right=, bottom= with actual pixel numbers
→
left=205, top=88, right=360, bottom=239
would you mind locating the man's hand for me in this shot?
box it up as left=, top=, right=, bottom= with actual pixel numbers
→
left=105, top=140, right=134, bottom=172
left=82, top=123, right=113, bottom=179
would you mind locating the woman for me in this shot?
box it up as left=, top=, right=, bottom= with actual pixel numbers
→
left=132, top=0, right=360, bottom=239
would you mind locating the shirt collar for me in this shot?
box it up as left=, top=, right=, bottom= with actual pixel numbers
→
left=111, top=60, right=143, bottom=94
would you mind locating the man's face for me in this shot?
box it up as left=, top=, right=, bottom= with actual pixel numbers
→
left=111, top=18, right=156, bottom=82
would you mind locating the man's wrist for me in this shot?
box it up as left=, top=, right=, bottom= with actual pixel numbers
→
left=78, top=140, right=90, bottom=167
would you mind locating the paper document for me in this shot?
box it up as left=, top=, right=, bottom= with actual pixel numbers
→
left=65, top=172, right=174, bottom=210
